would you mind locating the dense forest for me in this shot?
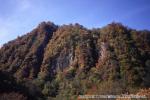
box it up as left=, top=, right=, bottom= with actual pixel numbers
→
left=0, top=21, right=150, bottom=100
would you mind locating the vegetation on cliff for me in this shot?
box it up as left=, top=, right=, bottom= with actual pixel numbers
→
left=0, top=22, right=150, bottom=100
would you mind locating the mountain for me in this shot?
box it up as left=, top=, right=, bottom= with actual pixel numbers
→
left=0, top=21, right=150, bottom=100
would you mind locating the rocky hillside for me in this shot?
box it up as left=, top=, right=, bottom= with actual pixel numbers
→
left=0, top=22, right=150, bottom=100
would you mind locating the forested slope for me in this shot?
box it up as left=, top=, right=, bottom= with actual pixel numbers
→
left=0, top=22, right=150, bottom=100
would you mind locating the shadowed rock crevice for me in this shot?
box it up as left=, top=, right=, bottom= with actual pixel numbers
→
left=0, top=22, right=150, bottom=99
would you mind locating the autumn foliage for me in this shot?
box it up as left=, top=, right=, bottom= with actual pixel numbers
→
left=0, top=22, right=150, bottom=100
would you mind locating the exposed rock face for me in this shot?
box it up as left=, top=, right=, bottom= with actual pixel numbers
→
left=38, top=24, right=97, bottom=79
left=100, top=42, right=108, bottom=59
left=96, top=42, right=109, bottom=68
left=0, top=22, right=150, bottom=88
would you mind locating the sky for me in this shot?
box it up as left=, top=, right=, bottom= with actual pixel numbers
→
left=0, top=0, right=150, bottom=46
